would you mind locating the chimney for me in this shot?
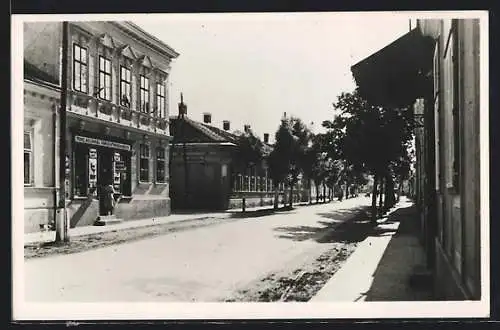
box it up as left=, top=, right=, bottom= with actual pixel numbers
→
left=263, top=133, right=269, bottom=144
left=203, top=112, right=212, bottom=124
left=244, top=124, right=251, bottom=133
left=223, top=120, right=230, bottom=131
left=178, top=92, right=187, bottom=117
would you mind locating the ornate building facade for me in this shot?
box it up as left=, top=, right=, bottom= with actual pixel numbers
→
left=23, top=21, right=179, bottom=232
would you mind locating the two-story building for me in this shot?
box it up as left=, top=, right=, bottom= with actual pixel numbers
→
left=351, top=18, right=482, bottom=300
left=23, top=21, right=179, bottom=232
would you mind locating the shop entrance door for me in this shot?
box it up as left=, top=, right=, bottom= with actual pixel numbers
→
left=98, top=148, right=114, bottom=216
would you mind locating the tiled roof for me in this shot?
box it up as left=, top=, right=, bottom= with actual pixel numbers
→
left=170, top=115, right=274, bottom=155
left=24, top=60, right=59, bottom=85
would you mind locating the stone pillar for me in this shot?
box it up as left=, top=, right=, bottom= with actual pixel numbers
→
left=130, top=141, right=138, bottom=192
left=131, top=64, right=139, bottom=111
left=112, top=50, right=119, bottom=105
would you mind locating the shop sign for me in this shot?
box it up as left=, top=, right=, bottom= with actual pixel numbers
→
left=115, top=161, right=127, bottom=171
left=75, top=135, right=131, bottom=151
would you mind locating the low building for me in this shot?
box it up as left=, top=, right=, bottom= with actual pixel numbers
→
left=169, top=100, right=308, bottom=210
left=351, top=19, right=481, bottom=300
left=23, top=59, right=61, bottom=233
left=23, top=21, right=179, bottom=232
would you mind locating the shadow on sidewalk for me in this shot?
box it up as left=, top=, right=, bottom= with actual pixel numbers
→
left=359, top=204, right=434, bottom=301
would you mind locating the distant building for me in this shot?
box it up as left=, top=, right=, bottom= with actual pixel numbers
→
left=351, top=19, right=481, bottom=300
left=23, top=21, right=179, bottom=232
left=169, top=101, right=308, bottom=210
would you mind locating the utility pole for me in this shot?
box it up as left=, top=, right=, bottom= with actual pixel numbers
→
left=56, top=21, right=69, bottom=243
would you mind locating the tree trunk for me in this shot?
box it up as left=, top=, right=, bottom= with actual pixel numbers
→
left=384, top=173, right=396, bottom=211
left=322, top=183, right=326, bottom=203
left=371, top=174, right=378, bottom=224
left=289, top=182, right=294, bottom=207
left=397, top=176, right=403, bottom=202
left=315, top=181, right=320, bottom=203
left=378, top=176, right=384, bottom=216
left=308, top=179, right=312, bottom=204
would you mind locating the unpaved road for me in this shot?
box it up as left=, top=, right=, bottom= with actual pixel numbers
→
left=24, top=197, right=371, bottom=302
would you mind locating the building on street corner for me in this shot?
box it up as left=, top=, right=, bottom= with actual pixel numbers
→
left=351, top=18, right=481, bottom=300
left=23, top=21, right=179, bottom=232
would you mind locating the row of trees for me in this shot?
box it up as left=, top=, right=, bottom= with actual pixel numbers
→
left=236, top=88, right=414, bottom=221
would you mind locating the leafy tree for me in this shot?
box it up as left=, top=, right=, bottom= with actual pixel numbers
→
left=324, top=89, right=414, bottom=222
left=268, top=119, right=293, bottom=209
left=268, top=116, right=312, bottom=208
left=287, top=117, right=313, bottom=206
left=235, top=128, right=265, bottom=178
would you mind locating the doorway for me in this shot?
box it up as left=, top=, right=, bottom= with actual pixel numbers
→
left=98, top=148, right=113, bottom=216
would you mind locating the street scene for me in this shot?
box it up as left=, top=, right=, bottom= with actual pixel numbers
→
left=17, top=11, right=486, bottom=316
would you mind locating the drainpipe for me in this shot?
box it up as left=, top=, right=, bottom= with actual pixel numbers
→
left=52, top=106, right=57, bottom=231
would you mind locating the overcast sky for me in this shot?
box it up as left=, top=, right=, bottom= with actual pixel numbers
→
left=134, top=13, right=411, bottom=142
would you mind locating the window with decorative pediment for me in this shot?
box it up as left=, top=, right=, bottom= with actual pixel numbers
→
left=140, top=75, right=150, bottom=113
left=73, top=43, right=88, bottom=93
left=120, top=66, right=131, bottom=107
left=156, top=82, right=165, bottom=118
left=98, top=56, right=112, bottom=101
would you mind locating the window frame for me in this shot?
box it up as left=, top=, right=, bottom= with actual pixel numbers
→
left=98, top=55, right=112, bottom=101
left=120, top=65, right=132, bottom=107
left=451, top=20, right=461, bottom=190
left=433, top=39, right=441, bottom=191
left=139, top=143, right=150, bottom=183
left=443, top=23, right=460, bottom=191
left=73, top=43, right=88, bottom=93
left=156, top=82, right=165, bottom=118
left=155, top=147, right=166, bottom=183
left=24, top=131, right=33, bottom=186
left=139, top=75, right=150, bottom=113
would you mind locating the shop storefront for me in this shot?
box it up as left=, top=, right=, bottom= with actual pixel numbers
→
left=72, top=134, right=132, bottom=201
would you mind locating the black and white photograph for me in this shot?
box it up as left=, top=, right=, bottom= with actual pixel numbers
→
left=12, top=11, right=489, bottom=320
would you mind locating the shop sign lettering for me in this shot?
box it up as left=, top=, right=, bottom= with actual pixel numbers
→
left=75, top=135, right=131, bottom=151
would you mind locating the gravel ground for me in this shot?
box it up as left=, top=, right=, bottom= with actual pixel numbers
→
left=24, top=216, right=237, bottom=260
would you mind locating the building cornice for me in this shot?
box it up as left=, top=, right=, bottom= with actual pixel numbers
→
left=24, top=79, right=61, bottom=100
left=111, top=21, right=180, bottom=59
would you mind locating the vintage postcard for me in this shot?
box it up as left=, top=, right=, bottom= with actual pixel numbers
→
left=12, top=11, right=490, bottom=320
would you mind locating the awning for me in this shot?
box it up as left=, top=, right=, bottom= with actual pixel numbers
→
left=351, top=27, right=435, bottom=108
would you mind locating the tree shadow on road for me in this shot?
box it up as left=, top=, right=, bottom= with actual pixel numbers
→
left=274, top=206, right=376, bottom=243
left=273, top=205, right=415, bottom=244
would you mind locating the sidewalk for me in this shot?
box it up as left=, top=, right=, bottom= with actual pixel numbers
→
left=311, top=197, right=434, bottom=302
left=24, top=200, right=330, bottom=246
left=24, top=211, right=230, bottom=246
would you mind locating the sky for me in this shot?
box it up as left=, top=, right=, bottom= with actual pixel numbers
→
left=133, top=13, right=411, bottom=143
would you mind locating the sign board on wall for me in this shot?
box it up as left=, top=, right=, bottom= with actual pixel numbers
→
left=75, top=135, right=131, bottom=151
left=88, top=149, right=97, bottom=188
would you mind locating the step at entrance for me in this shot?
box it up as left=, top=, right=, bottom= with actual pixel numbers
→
left=94, top=215, right=123, bottom=226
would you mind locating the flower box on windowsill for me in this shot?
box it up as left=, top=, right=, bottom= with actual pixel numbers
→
left=158, top=119, right=168, bottom=130
left=140, top=114, right=151, bottom=126
left=98, top=102, right=113, bottom=116
left=121, top=108, right=132, bottom=121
